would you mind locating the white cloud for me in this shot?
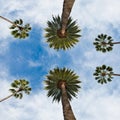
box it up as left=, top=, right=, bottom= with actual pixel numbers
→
left=0, top=0, right=63, bottom=26
left=0, top=18, right=11, bottom=38
left=0, top=65, right=16, bottom=97
left=28, top=60, right=41, bottom=67
left=72, top=88, right=120, bottom=120
left=73, top=0, right=120, bottom=29
left=0, top=18, right=12, bottom=54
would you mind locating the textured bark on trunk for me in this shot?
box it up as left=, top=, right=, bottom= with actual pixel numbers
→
left=61, top=82, right=76, bottom=120
left=61, top=0, right=75, bottom=36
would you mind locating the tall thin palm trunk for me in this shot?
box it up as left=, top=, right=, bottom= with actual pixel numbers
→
left=61, top=0, right=75, bottom=36
left=0, top=93, right=14, bottom=102
left=0, top=89, right=20, bottom=102
left=0, top=16, right=15, bottom=25
left=112, top=73, right=120, bottom=76
left=61, top=82, right=76, bottom=120
left=112, top=42, right=120, bottom=44
left=0, top=16, right=21, bottom=29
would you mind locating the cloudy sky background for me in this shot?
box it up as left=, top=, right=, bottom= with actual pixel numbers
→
left=0, top=0, right=120, bottom=120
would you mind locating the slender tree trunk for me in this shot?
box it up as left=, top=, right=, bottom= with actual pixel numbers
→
left=112, top=42, right=120, bottom=45
left=0, top=89, right=21, bottom=102
left=0, top=93, right=14, bottom=102
left=102, top=42, right=120, bottom=45
left=61, top=0, right=75, bottom=36
left=112, top=73, right=120, bottom=76
left=61, top=82, right=76, bottom=120
left=0, top=16, right=15, bottom=25
left=0, top=16, right=21, bottom=29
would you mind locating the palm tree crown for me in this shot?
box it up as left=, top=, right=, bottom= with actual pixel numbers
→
left=93, top=34, right=113, bottom=52
left=9, top=79, right=31, bottom=99
left=44, top=67, right=81, bottom=102
left=45, top=16, right=81, bottom=50
left=93, top=65, right=113, bottom=84
left=0, top=79, right=31, bottom=102
left=0, top=16, right=31, bottom=39
left=10, top=19, right=31, bottom=39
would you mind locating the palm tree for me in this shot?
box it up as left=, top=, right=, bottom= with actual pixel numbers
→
left=61, top=0, right=75, bottom=36
left=45, top=0, right=81, bottom=50
left=93, top=34, right=120, bottom=52
left=93, top=65, right=120, bottom=84
left=0, top=79, right=31, bottom=102
left=44, top=67, right=81, bottom=120
left=0, top=16, right=31, bottom=39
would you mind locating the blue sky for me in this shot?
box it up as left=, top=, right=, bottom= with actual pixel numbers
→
left=0, top=0, right=120, bottom=120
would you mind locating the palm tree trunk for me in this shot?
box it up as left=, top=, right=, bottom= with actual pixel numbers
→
left=0, top=89, right=21, bottom=102
left=102, top=42, right=120, bottom=45
left=0, top=16, right=20, bottom=28
left=0, top=16, right=15, bottom=25
left=61, top=82, right=76, bottom=120
left=112, top=42, right=120, bottom=44
left=61, top=0, right=75, bottom=36
left=0, top=93, right=14, bottom=102
left=112, top=73, right=120, bottom=76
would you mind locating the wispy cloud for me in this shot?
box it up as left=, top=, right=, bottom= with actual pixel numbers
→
left=73, top=88, right=120, bottom=120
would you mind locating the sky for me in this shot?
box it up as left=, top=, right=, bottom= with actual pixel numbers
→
left=0, top=0, right=120, bottom=120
